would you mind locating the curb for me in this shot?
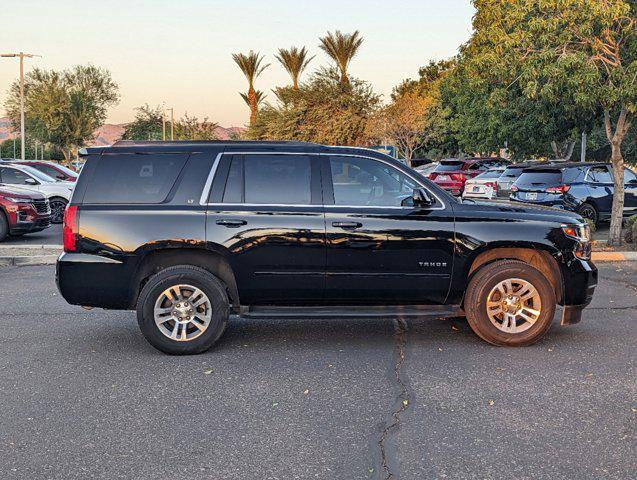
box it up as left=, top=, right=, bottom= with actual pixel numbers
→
left=0, top=255, right=58, bottom=267
left=0, top=244, right=62, bottom=249
left=591, top=251, right=637, bottom=262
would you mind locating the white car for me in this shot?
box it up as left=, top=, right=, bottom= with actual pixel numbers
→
left=0, top=164, right=74, bottom=223
left=462, top=168, right=505, bottom=200
left=414, top=162, right=439, bottom=177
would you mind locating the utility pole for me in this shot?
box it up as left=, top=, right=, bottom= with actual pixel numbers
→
left=162, top=107, right=174, bottom=141
left=1, top=52, right=41, bottom=160
left=580, top=132, right=587, bottom=162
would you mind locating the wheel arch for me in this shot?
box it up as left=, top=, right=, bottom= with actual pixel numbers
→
left=133, top=247, right=239, bottom=309
left=465, top=245, right=563, bottom=305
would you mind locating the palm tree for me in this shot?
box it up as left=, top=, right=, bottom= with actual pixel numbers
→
left=232, top=51, right=269, bottom=125
left=240, top=90, right=266, bottom=109
left=318, top=30, right=364, bottom=86
left=275, top=46, right=314, bottom=90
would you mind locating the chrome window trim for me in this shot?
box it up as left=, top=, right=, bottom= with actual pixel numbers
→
left=199, top=151, right=446, bottom=211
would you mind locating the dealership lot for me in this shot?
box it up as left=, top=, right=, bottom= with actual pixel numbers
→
left=0, top=264, right=635, bottom=480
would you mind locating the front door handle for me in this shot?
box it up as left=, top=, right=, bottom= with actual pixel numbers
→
left=332, top=221, right=362, bottom=229
left=216, top=218, right=247, bottom=228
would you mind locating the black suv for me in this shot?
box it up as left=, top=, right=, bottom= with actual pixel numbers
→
left=510, top=162, right=637, bottom=224
left=56, top=141, right=597, bottom=354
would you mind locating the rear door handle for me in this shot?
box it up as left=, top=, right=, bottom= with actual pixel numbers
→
left=216, top=218, right=247, bottom=228
left=332, top=221, right=362, bottom=229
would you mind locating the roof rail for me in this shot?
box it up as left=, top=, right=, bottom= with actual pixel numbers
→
left=110, top=140, right=319, bottom=148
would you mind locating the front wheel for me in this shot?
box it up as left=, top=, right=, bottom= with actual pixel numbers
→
left=464, top=260, right=556, bottom=347
left=49, top=197, right=68, bottom=224
left=136, top=265, right=229, bottom=355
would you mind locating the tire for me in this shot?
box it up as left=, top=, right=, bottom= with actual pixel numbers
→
left=464, top=260, right=556, bottom=347
left=577, top=202, right=598, bottom=226
left=49, top=197, right=68, bottom=224
left=136, top=265, right=229, bottom=355
left=0, top=211, right=8, bottom=242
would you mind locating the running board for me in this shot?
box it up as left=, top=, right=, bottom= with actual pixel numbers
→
left=240, top=305, right=463, bottom=319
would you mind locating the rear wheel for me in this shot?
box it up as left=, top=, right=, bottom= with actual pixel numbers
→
left=136, top=265, right=229, bottom=355
left=464, top=260, right=556, bottom=347
left=49, top=197, right=68, bottom=224
left=577, top=203, right=598, bottom=226
left=0, top=212, right=8, bottom=242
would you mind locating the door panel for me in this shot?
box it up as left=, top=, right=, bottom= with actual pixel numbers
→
left=205, top=153, right=326, bottom=305
left=323, top=155, right=454, bottom=305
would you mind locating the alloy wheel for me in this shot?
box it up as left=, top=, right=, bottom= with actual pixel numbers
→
left=486, top=278, right=542, bottom=334
left=153, top=284, right=212, bottom=342
left=49, top=199, right=67, bottom=223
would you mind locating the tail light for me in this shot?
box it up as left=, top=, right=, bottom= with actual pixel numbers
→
left=546, top=185, right=570, bottom=194
left=63, top=205, right=79, bottom=252
left=485, top=181, right=498, bottom=191
left=427, top=172, right=436, bottom=180
left=450, top=173, right=466, bottom=183
left=510, top=185, right=519, bottom=192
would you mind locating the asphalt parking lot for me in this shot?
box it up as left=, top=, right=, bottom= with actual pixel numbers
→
left=3, top=224, right=62, bottom=246
left=0, top=263, right=635, bottom=479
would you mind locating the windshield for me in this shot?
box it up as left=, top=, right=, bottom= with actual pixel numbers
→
left=435, top=160, right=465, bottom=172
left=19, top=165, right=57, bottom=183
left=475, top=169, right=504, bottom=179
left=500, top=167, right=525, bottom=179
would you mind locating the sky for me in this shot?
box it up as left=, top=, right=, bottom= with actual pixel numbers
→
left=0, top=0, right=475, bottom=127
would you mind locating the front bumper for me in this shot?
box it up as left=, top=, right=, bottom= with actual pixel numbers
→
left=557, top=256, right=597, bottom=324
left=10, top=216, right=52, bottom=234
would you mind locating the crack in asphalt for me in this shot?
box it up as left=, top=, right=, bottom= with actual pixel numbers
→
left=588, top=305, right=637, bottom=311
left=376, top=317, right=410, bottom=480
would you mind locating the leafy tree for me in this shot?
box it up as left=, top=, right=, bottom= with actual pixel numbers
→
left=232, top=51, right=269, bottom=125
left=247, top=67, right=380, bottom=146
left=465, top=0, right=636, bottom=244
left=174, top=113, right=219, bottom=140
left=4, top=65, right=119, bottom=160
left=318, top=30, right=364, bottom=86
left=122, top=104, right=163, bottom=140
left=275, top=47, right=314, bottom=90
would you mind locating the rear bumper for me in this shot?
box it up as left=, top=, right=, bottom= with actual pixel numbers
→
left=433, top=181, right=465, bottom=196
left=56, top=252, right=136, bottom=309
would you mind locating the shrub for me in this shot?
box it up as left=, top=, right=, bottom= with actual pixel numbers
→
left=624, top=215, right=637, bottom=244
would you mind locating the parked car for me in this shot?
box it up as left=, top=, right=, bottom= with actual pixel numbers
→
left=510, top=162, right=637, bottom=224
left=414, top=162, right=439, bottom=177
left=462, top=167, right=506, bottom=199
left=56, top=140, right=597, bottom=354
left=411, top=158, right=433, bottom=168
left=0, top=186, right=51, bottom=242
left=0, top=164, right=74, bottom=223
left=12, top=160, right=79, bottom=182
left=428, top=157, right=510, bottom=195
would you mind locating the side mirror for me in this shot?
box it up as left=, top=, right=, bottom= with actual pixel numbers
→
left=24, top=178, right=38, bottom=186
left=403, top=188, right=435, bottom=207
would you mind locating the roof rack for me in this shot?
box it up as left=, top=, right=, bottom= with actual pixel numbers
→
left=110, top=140, right=318, bottom=148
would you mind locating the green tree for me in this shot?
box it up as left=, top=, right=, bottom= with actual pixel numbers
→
left=122, top=104, right=163, bottom=140
left=232, top=51, right=269, bottom=126
left=318, top=30, right=364, bottom=86
left=275, top=47, right=314, bottom=90
left=175, top=113, right=219, bottom=140
left=4, top=65, right=119, bottom=161
left=465, top=0, right=636, bottom=244
left=247, top=67, right=380, bottom=146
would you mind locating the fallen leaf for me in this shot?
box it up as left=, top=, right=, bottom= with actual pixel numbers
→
left=402, top=399, right=409, bottom=407
left=488, top=400, right=494, bottom=406
left=303, top=389, right=309, bottom=395
left=548, top=347, right=554, bottom=352
left=631, top=407, right=637, bottom=413
left=438, top=347, right=443, bottom=352
left=203, top=368, right=213, bottom=375
left=272, top=402, right=279, bottom=407
left=451, top=325, right=459, bottom=332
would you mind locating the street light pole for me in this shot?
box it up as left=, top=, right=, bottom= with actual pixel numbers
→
left=1, top=52, right=40, bottom=160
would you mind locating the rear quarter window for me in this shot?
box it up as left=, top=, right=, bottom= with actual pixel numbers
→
left=82, top=153, right=188, bottom=204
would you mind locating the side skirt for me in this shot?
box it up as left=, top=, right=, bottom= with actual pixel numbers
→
left=239, top=304, right=464, bottom=319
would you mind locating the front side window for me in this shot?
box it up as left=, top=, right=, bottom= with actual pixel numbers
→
left=329, top=156, right=419, bottom=207
left=31, top=164, right=62, bottom=179
left=0, top=167, right=35, bottom=185
left=624, top=168, right=637, bottom=183
left=587, top=166, right=612, bottom=184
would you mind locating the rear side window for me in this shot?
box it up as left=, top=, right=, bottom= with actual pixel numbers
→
left=587, top=166, right=612, bottom=183
left=516, top=170, right=562, bottom=186
left=435, top=160, right=465, bottom=172
left=83, top=154, right=188, bottom=204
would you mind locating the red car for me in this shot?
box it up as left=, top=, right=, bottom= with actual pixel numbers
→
left=0, top=186, right=52, bottom=242
left=11, top=160, right=78, bottom=182
left=428, top=157, right=510, bottom=195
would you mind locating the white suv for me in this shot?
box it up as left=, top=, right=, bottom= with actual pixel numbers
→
left=0, top=164, right=74, bottom=223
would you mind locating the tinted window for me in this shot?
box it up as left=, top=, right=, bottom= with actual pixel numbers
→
left=330, top=156, right=418, bottom=207
left=587, top=166, right=612, bottom=183
left=222, top=156, right=243, bottom=203
left=475, top=169, right=504, bottom=179
left=501, top=167, right=525, bottom=178
left=0, top=167, right=34, bottom=185
left=83, top=154, right=187, bottom=204
left=31, top=164, right=61, bottom=179
left=243, top=155, right=311, bottom=205
left=625, top=168, right=637, bottom=183
left=435, top=160, right=465, bottom=172
left=516, top=170, right=562, bottom=186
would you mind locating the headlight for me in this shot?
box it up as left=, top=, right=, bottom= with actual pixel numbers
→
left=562, top=224, right=591, bottom=242
left=2, top=196, right=31, bottom=204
